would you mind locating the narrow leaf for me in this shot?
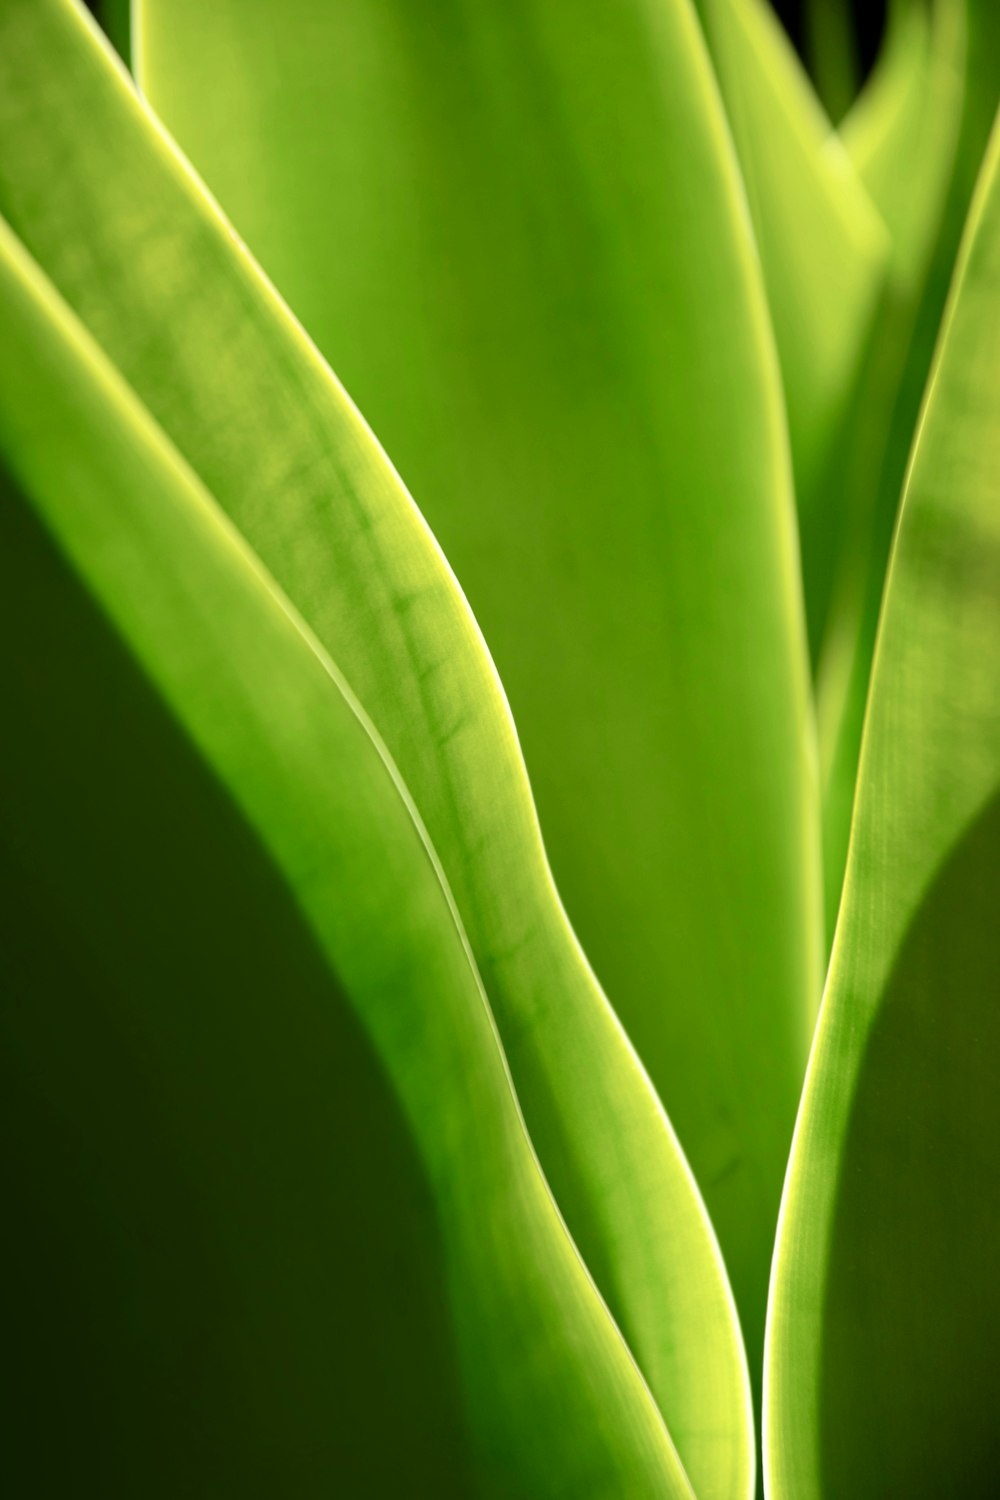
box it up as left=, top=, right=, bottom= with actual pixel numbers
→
left=766, top=112, right=1000, bottom=1500
left=817, top=0, right=1000, bottom=937
left=693, top=0, right=889, bottom=657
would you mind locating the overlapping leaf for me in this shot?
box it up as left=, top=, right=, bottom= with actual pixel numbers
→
left=817, top=0, right=966, bottom=906
left=134, top=0, right=821, bottom=1401
left=0, top=210, right=699, bottom=1497
left=0, top=1, right=754, bottom=1493
left=842, top=0, right=965, bottom=290
left=693, top=0, right=889, bottom=657
left=818, top=0, right=1000, bottom=936
left=766, top=111, right=1000, bottom=1500
left=693, top=0, right=970, bottom=938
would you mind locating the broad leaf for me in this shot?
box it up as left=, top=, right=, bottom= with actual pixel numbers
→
left=0, top=213, right=696, bottom=1498
left=135, top=0, right=821, bottom=1401
left=0, top=1, right=752, bottom=1492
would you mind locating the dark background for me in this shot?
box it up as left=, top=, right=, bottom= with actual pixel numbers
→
left=774, top=0, right=888, bottom=79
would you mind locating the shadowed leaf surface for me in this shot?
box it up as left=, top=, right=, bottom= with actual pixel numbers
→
left=0, top=4, right=754, bottom=1491
left=819, top=790, right=1000, bottom=1496
left=816, top=0, right=969, bottom=935
left=0, top=482, right=475, bottom=1499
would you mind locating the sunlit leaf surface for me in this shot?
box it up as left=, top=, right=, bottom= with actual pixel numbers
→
left=135, top=0, right=821, bottom=1405
left=0, top=1, right=753, bottom=1493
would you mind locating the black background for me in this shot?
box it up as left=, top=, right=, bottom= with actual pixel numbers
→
left=774, top=0, right=888, bottom=78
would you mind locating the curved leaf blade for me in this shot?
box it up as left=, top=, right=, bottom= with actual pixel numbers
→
left=842, top=0, right=966, bottom=290
left=0, top=212, right=696, bottom=1499
left=817, top=0, right=1000, bottom=938
left=804, top=0, right=861, bottom=121
left=766, top=111, right=1000, bottom=1500
left=693, top=0, right=889, bottom=656
left=0, top=1, right=753, bottom=1491
left=135, top=0, right=821, bottom=1411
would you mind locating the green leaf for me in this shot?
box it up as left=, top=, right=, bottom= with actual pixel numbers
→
left=766, top=110, right=1000, bottom=1499
left=0, top=0, right=753, bottom=1492
left=692, top=0, right=889, bottom=659
left=134, top=0, right=821, bottom=1407
left=841, top=0, right=966, bottom=289
left=0, top=211, right=697, bottom=1498
left=816, top=0, right=983, bottom=939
